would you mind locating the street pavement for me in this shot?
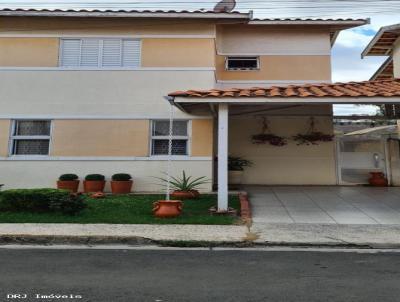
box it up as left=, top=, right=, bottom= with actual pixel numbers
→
left=0, top=247, right=399, bottom=302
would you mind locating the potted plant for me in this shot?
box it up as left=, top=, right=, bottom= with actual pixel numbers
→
left=368, top=172, right=388, bottom=187
left=83, top=174, right=106, bottom=193
left=152, top=200, right=183, bottom=218
left=57, top=174, right=79, bottom=193
left=111, top=173, right=133, bottom=194
left=156, top=170, right=210, bottom=200
left=228, top=156, right=252, bottom=186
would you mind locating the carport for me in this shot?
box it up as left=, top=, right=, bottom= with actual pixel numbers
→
left=168, top=79, right=400, bottom=211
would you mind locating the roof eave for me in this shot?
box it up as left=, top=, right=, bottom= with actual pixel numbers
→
left=370, top=57, right=394, bottom=81
left=172, top=96, right=400, bottom=106
left=248, top=19, right=369, bottom=27
left=362, top=23, right=400, bottom=58
left=0, top=10, right=250, bottom=19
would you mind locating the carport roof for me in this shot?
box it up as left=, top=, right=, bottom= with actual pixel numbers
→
left=169, top=79, right=400, bottom=99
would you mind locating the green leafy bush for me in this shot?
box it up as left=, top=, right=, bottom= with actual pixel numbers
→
left=59, top=174, right=79, bottom=181
left=85, top=174, right=105, bottom=181
left=0, top=189, right=86, bottom=215
left=228, top=156, right=253, bottom=171
left=112, top=173, right=132, bottom=181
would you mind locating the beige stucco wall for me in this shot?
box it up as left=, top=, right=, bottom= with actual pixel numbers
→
left=0, top=37, right=59, bottom=67
left=51, top=120, right=150, bottom=157
left=393, top=38, right=400, bottom=78
left=191, top=119, right=214, bottom=157
left=0, top=17, right=216, bottom=36
left=229, top=106, right=336, bottom=185
left=0, top=120, right=10, bottom=157
left=0, top=70, right=216, bottom=118
left=141, top=39, right=215, bottom=67
left=216, top=25, right=331, bottom=55
left=216, top=55, right=331, bottom=81
left=0, top=160, right=213, bottom=192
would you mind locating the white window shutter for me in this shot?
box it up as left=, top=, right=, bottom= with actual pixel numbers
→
left=122, top=39, right=141, bottom=67
left=60, top=39, right=81, bottom=67
left=80, top=39, right=100, bottom=67
left=60, top=38, right=141, bottom=68
left=102, top=39, right=122, bottom=67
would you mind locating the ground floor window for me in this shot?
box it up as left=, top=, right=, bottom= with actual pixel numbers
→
left=10, top=120, right=51, bottom=155
left=151, top=120, right=189, bottom=155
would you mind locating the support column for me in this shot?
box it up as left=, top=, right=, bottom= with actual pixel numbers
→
left=218, top=103, right=229, bottom=211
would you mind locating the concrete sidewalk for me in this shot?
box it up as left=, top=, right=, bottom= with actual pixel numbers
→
left=0, top=223, right=248, bottom=244
left=252, top=223, right=400, bottom=247
left=1, top=222, right=400, bottom=248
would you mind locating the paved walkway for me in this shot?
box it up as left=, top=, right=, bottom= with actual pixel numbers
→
left=247, top=186, right=400, bottom=225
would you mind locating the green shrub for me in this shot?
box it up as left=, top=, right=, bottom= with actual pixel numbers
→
left=85, top=174, right=105, bottom=181
left=0, top=189, right=86, bottom=215
left=59, top=174, right=79, bottom=181
left=112, top=173, right=132, bottom=181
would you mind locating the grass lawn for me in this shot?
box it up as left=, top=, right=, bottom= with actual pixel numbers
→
left=0, top=194, right=240, bottom=225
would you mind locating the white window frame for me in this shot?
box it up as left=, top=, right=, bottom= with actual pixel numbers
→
left=59, top=38, right=142, bottom=69
left=225, top=56, right=260, bottom=71
left=9, top=119, right=53, bottom=157
left=150, top=120, right=191, bottom=157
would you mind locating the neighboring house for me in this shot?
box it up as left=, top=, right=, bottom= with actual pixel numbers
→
left=363, top=24, right=400, bottom=118
left=1, top=8, right=400, bottom=209
left=362, top=23, right=400, bottom=81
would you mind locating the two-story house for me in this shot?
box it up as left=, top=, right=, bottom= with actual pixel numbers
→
left=2, top=8, right=400, bottom=209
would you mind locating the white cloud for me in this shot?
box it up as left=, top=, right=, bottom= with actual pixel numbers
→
left=335, top=30, right=373, bottom=48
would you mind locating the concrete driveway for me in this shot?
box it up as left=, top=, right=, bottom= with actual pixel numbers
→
left=248, top=186, right=400, bottom=225
left=246, top=186, right=400, bottom=247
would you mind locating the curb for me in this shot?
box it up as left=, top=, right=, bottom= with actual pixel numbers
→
left=0, top=235, right=153, bottom=246
left=239, top=191, right=251, bottom=220
left=1, top=235, right=400, bottom=249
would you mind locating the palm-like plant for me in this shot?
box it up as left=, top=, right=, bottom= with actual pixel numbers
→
left=156, top=170, right=210, bottom=192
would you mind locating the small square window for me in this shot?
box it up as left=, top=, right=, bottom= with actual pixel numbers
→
left=151, top=120, right=189, bottom=156
left=10, top=120, right=51, bottom=156
left=226, top=56, right=260, bottom=70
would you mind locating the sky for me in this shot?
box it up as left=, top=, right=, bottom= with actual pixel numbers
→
left=1, top=0, right=400, bottom=115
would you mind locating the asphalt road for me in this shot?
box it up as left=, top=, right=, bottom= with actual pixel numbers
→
left=0, top=247, right=399, bottom=302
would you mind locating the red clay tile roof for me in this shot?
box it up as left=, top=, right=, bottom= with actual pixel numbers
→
left=169, top=79, right=400, bottom=99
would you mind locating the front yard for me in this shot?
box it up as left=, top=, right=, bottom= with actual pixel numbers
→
left=0, top=194, right=240, bottom=225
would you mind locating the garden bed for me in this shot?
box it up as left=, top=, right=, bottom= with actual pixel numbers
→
left=0, top=194, right=240, bottom=225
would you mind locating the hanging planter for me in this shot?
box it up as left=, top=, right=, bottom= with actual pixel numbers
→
left=293, top=117, right=334, bottom=145
left=251, top=117, right=287, bottom=146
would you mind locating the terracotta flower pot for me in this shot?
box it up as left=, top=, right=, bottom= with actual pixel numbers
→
left=111, top=180, right=133, bottom=194
left=57, top=180, right=80, bottom=193
left=368, top=172, right=388, bottom=187
left=171, top=190, right=199, bottom=200
left=83, top=180, right=106, bottom=193
left=153, top=200, right=183, bottom=218
left=228, top=170, right=243, bottom=185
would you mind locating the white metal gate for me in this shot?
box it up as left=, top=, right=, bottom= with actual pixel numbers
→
left=336, top=136, right=388, bottom=185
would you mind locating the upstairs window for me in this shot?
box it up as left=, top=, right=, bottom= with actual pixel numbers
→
left=151, top=120, right=189, bottom=156
left=225, top=56, right=260, bottom=71
left=60, top=38, right=141, bottom=68
left=10, top=120, right=51, bottom=155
